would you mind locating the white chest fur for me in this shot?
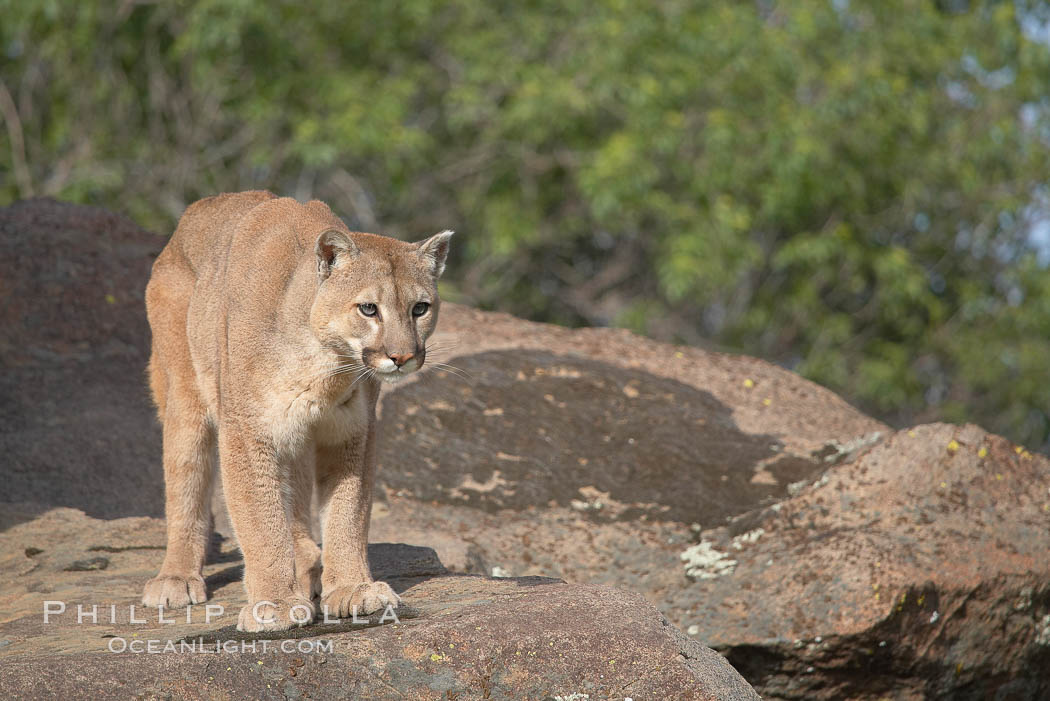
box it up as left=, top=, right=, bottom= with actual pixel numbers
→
left=311, top=386, right=370, bottom=446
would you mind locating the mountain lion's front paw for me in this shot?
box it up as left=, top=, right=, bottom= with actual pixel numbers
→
left=322, top=581, right=401, bottom=618
left=142, top=574, right=207, bottom=608
left=237, top=595, right=315, bottom=632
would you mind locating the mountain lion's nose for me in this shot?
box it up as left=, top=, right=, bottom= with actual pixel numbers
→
left=388, top=352, right=414, bottom=367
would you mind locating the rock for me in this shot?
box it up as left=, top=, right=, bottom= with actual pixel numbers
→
left=4, top=198, right=1048, bottom=698
left=0, top=506, right=759, bottom=700
left=677, top=423, right=1050, bottom=699
left=0, top=198, right=163, bottom=524
left=379, top=348, right=834, bottom=523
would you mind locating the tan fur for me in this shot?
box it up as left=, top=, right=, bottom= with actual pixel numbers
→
left=141, top=191, right=451, bottom=631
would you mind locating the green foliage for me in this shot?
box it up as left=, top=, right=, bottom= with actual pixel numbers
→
left=2, top=0, right=1049, bottom=448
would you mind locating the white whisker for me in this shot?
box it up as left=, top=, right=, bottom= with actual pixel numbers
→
left=348, top=367, right=375, bottom=390
left=322, top=362, right=368, bottom=379
left=430, top=362, right=471, bottom=381
left=425, top=341, right=461, bottom=355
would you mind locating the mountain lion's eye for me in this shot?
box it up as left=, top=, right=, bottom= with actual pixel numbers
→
left=358, top=303, right=378, bottom=317
left=412, top=302, right=430, bottom=317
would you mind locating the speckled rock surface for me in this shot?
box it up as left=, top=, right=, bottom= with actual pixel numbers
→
left=0, top=199, right=163, bottom=523
left=0, top=507, right=759, bottom=700
left=679, top=423, right=1050, bottom=700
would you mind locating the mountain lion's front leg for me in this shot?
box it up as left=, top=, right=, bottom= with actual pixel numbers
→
left=316, top=421, right=401, bottom=618
left=220, top=424, right=315, bottom=632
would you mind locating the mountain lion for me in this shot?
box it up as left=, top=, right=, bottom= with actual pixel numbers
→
left=141, top=190, right=452, bottom=631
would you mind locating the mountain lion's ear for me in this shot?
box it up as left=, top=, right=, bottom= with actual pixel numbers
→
left=315, top=229, right=359, bottom=281
left=416, top=230, right=454, bottom=277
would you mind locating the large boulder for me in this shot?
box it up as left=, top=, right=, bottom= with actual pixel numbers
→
left=0, top=199, right=163, bottom=523
left=0, top=506, right=758, bottom=700
left=678, top=423, right=1050, bottom=700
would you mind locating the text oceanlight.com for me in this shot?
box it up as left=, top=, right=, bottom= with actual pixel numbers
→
left=106, top=638, right=335, bottom=654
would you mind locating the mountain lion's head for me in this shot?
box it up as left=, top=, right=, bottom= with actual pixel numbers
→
left=309, top=229, right=453, bottom=384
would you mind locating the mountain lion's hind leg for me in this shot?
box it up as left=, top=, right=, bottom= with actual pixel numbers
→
left=142, top=275, right=215, bottom=609
left=291, top=448, right=322, bottom=601
left=142, top=395, right=214, bottom=607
